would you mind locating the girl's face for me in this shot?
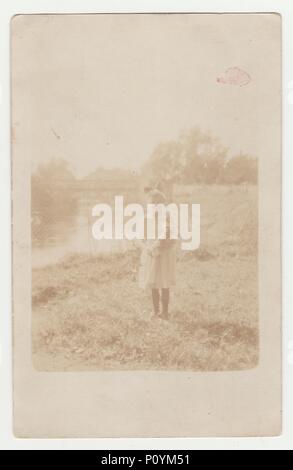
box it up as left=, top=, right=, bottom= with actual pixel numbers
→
left=144, top=190, right=152, bottom=205
left=146, top=193, right=153, bottom=205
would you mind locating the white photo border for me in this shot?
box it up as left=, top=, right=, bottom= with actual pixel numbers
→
left=0, top=0, right=292, bottom=450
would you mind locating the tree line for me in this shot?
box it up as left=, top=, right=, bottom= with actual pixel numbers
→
left=143, top=127, right=257, bottom=185
left=31, top=127, right=257, bottom=237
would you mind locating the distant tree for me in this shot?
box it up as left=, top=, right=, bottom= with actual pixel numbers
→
left=31, top=158, right=77, bottom=223
left=143, top=127, right=229, bottom=185
left=143, top=140, right=184, bottom=184
left=223, top=153, right=258, bottom=185
left=179, top=127, right=228, bottom=184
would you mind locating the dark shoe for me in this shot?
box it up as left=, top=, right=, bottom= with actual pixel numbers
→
left=160, top=311, right=169, bottom=320
left=150, top=313, right=160, bottom=321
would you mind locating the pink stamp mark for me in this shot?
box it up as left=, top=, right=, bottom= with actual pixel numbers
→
left=217, top=67, right=251, bottom=87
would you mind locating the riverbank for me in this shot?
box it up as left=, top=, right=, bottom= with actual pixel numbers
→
left=32, top=184, right=258, bottom=371
left=32, top=248, right=258, bottom=371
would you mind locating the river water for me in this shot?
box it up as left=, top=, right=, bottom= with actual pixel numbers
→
left=32, top=196, right=133, bottom=268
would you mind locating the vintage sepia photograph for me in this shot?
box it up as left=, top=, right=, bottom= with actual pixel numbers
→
left=11, top=11, right=282, bottom=438
left=17, top=14, right=262, bottom=372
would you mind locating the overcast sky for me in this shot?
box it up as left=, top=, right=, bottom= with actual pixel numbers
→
left=12, top=13, right=280, bottom=177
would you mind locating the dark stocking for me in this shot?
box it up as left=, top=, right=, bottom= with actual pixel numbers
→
left=161, top=288, right=169, bottom=318
left=152, top=289, right=160, bottom=315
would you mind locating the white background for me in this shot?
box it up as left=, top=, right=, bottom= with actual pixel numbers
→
left=0, top=0, right=292, bottom=450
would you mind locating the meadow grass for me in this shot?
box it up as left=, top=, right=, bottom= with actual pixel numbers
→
left=32, top=185, right=258, bottom=371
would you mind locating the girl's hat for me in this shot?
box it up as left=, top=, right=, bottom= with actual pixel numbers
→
left=149, top=189, right=166, bottom=204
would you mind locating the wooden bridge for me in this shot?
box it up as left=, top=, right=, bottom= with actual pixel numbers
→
left=53, top=178, right=139, bottom=193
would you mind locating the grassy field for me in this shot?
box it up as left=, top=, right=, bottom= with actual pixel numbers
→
left=32, top=185, right=258, bottom=371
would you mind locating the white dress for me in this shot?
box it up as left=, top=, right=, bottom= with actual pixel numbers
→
left=139, top=238, right=177, bottom=289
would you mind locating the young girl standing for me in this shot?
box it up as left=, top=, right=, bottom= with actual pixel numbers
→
left=139, top=188, right=177, bottom=320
